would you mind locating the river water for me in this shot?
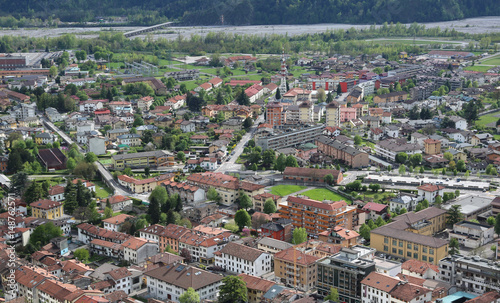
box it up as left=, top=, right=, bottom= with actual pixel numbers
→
left=0, top=16, right=500, bottom=39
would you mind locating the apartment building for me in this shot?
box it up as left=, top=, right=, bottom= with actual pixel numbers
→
left=102, top=214, right=133, bottom=232
left=112, top=150, right=174, bottom=169
left=315, top=135, right=369, bottom=168
left=30, top=199, right=63, bottom=220
left=116, top=134, right=142, bottom=147
left=375, top=138, right=422, bottom=162
left=117, top=174, right=174, bottom=194
left=77, top=223, right=131, bottom=245
left=266, top=102, right=286, bottom=127
left=178, top=230, right=233, bottom=264
left=238, top=274, right=276, bottom=303
left=256, top=124, right=324, bottom=151
left=439, top=255, right=500, bottom=294
left=317, top=246, right=376, bottom=303
left=89, top=239, right=124, bottom=260
left=122, top=237, right=159, bottom=265
left=274, top=247, right=320, bottom=292
left=361, top=271, right=432, bottom=303
left=449, top=221, right=495, bottom=249
left=370, top=207, right=448, bottom=265
left=326, top=101, right=341, bottom=127
left=279, top=196, right=355, bottom=236
left=162, top=180, right=205, bottom=205
left=145, top=264, right=222, bottom=302
left=214, top=242, right=272, bottom=277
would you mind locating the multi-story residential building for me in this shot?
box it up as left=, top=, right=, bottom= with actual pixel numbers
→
left=256, top=237, right=294, bottom=255
left=104, top=267, right=133, bottom=294
left=318, top=225, right=360, bottom=248
left=102, top=214, right=133, bottom=232
left=326, top=101, right=341, bottom=127
left=107, top=128, right=130, bottom=141
left=137, top=96, right=154, bottom=111
left=373, top=91, right=408, bottom=104
left=116, top=134, right=142, bottom=147
left=30, top=199, right=63, bottom=219
left=101, top=195, right=133, bottom=212
left=252, top=193, right=282, bottom=213
left=449, top=221, right=495, bottom=248
left=34, top=132, right=57, bottom=145
left=35, top=279, right=79, bottom=302
left=416, top=184, right=445, bottom=204
left=317, top=246, right=376, bottom=303
left=14, top=266, right=53, bottom=302
left=238, top=274, right=276, bottom=303
left=260, top=219, right=293, bottom=242
left=117, top=174, right=174, bottom=194
left=162, top=180, right=205, bottom=205
left=48, top=185, right=65, bottom=202
left=389, top=194, right=418, bottom=213
left=89, top=238, right=124, bottom=260
left=178, top=231, right=232, bottom=264
left=439, top=254, right=500, bottom=294
left=77, top=223, right=131, bottom=244
left=299, top=101, right=314, bottom=123
left=88, top=136, right=107, bottom=155
left=370, top=207, right=448, bottom=265
left=279, top=196, right=356, bottom=236
left=256, top=124, right=324, bottom=151
left=145, top=264, right=222, bottom=302
left=186, top=172, right=264, bottom=205
left=10, top=103, right=36, bottom=120
left=361, top=271, right=432, bottom=303
left=122, top=237, right=159, bottom=265
left=424, top=139, right=441, bottom=155
left=214, top=242, right=272, bottom=277
left=375, top=138, right=422, bottom=162
left=274, top=247, right=320, bottom=292
left=112, top=150, right=174, bottom=169
left=266, top=102, right=286, bottom=127
left=315, top=135, right=369, bottom=168
left=159, top=224, right=190, bottom=252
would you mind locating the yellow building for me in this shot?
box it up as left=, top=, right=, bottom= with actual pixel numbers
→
left=30, top=199, right=63, bottom=219
left=370, top=207, right=448, bottom=265
left=112, top=150, right=174, bottom=169
left=325, top=101, right=340, bottom=127
left=238, top=274, right=275, bottom=303
left=274, top=247, right=320, bottom=292
left=424, top=139, right=441, bottom=155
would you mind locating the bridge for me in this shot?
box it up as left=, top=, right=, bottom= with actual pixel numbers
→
left=124, top=22, right=175, bottom=38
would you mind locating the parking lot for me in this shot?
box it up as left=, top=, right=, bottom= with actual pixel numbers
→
left=364, top=174, right=490, bottom=191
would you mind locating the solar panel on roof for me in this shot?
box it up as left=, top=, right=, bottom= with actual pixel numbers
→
left=175, top=265, right=185, bottom=272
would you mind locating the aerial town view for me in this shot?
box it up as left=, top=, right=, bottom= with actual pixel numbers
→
left=1, top=1, right=500, bottom=303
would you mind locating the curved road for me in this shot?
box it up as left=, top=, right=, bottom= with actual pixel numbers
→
left=42, top=118, right=132, bottom=196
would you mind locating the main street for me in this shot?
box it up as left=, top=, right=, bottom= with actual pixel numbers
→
left=42, top=118, right=133, bottom=196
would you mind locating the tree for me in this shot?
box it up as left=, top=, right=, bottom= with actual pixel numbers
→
left=104, top=207, right=113, bottom=219
left=284, top=155, right=298, bottom=168
left=409, top=154, right=422, bottom=167
left=395, top=152, right=408, bottom=164
left=336, top=84, right=342, bottom=95
left=375, top=216, right=386, bottom=227
left=7, top=152, right=23, bottom=173
left=325, top=288, right=339, bottom=302
left=292, top=227, right=307, bottom=244
left=495, top=213, right=500, bottom=235
left=64, top=179, right=78, bottom=214
left=359, top=223, right=371, bottom=241
left=275, top=153, right=286, bottom=173
left=177, top=151, right=185, bottom=162
left=234, top=209, right=251, bottom=231
left=275, top=88, right=281, bottom=100
left=449, top=238, right=460, bottom=255
left=237, top=92, right=250, bottom=106
left=398, top=164, right=406, bottom=175
left=180, top=248, right=192, bottom=262
left=263, top=199, right=277, bottom=214
left=219, top=276, right=248, bottom=303
left=456, top=160, right=466, bottom=172
left=324, top=174, right=335, bottom=185
left=85, top=152, right=97, bottom=163
left=447, top=205, right=464, bottom=226
left=66, top=158, right=76, bottom=170
left=148, top=194, right=162, bottom=224
left=317, top=88, right=326, bottom=103
left=179, top=287, right=200, bottom=303
left=207, top=187, right=221, bottom=203
left=73, top=162, right=98, bottom=180
left=239, top=192, right=252, bottom=210
left=354, top=135, right=362, bottom=146
left=74, top=248, right=90, bottom=262
left=24, top=182, right=47, bottom=204
left=368, top=183, right=381, bottom=192
left=262, top=149, right=275, bottom=168
left=243, top=117, right=253, bottom=130
left=49, top=65, right=58, bottom=78
left=435, top=195, right=442, bottom=208
left=29, top=222, right=62, bottom=249
left=10, top=171, right=29, bottom=196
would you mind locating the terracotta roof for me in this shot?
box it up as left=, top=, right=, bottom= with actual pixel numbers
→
left=104, top=290, right=128, bottom=302
left=464, top=292, right=500, bottom=303
left=121, top=237, right=150, bottom=250
left=287, top=196, right=347, bottom=211
left=319, top=225, right=360, bottom=240
left=90, top=239, right=124, bottom=251
left=145, top=264, right=223, bottom=290
left=179, top=231, right=231, bottom=248
left=218, top=242, right=266, bottom=262
left=390, top=282, right=431, bottom=302
left=118, top=174, right=157, bottom=185
left=106, top=267, right=132, bottom=280
left=102, top=214, right=133, bottom=225
left=424, top=138, right=440, bottom=144
left=362, top=202, right=388, bottom=213
left=361, top=271, right=400, bottom=292
left=30, top=199, right=62, bottom=210
left=106, top=195, right=131, bottom=205
left=61, top=259, right=93, bottom=273
left=77, top=223, right=132, bottom=242
left=396, top=273, right=426, bottom=286
left=91, top=280, right=115, bottom=290
left=238, top=273, right=275, bottom=292
left=159, top=224, right=190, bottom=240
left=146, top=252, right=184, bottom=265
left=274, top=247, right=320, bottom=266
left=48, top=185, right=65, bottom=196
left=36, top=279, right=79, bottom=301
left=417, top=184, right=445, bottom=192
left=401, top=259, right=439, bottom=275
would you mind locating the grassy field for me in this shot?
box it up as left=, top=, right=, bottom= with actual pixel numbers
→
left=94, top=181, right=113, bottom=199
left=370, top=39, right=460, bottom=45
left=480, top=55, right=500, bottom=66
left=476, top=112, right=500, bottom=127
left=269, top=185, right=307, bottom=197
left=302, top=188, right=352, bottom=203
left=464, top=66, right=493, bottom=72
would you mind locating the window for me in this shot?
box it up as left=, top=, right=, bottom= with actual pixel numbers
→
left=384, top=238, right=388, bottom=244
left=429, top=249, right=434, bottom=255
left=429, top=257, right=434, bottom=263
left=414, top=244, right=419, bottom=250
left=422, top=255, right=427, bottom=261
left=392, top=240, right=397, bottom=246
left=407, top=252, right=412, bottom=257
left=392, top=248, right=397, bottom=254
left=423, top=247, right=428, bottom=253
left=398, top=249, right=403, bottom=255
left=384, top=246, right=388, bottom=252
left=407, top=243, right=412, bottom=249
left=399, top=241, right=403, bottom=247
left=414, top=253, right=418, bottom=259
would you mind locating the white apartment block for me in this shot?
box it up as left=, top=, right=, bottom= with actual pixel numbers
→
left=214, top=242, right=272, bottom=277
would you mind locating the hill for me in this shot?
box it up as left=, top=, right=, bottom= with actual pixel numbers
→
left=1, top=0, right=500, bottom=26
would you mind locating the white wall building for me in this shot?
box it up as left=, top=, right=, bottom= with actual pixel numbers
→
left=122, top=237, right=159, bottom=265
left=449, top=221, right=495, bottom=248
left=214, top=242, right=272, bottom=277
left=416, top=184, right=445, bottom=203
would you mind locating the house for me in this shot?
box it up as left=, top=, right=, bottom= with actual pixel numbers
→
left=77, top=222, right=131, bottom=245
left=361, top=271, right=432, bottom=303
left=389, top=194, right=417, bottom=212
left=180, top=120, right=195, bottom=133
left=252, top=193, right=282, bottom=213
left=449, top=116, right=468, bottom=130
left=117, top=175, right=161, bottom=194
left=317, top=225, right=360, bottom=248
left=238, top=274, right=276, bottom=303
left=137, top=96, right=154, bottom=111
left=48, top=185, right=65, bottom=202
left=373, top=91, right=408, bottom=104
left=178, top=230, right=234, bottom=264
left=145, top=264, right=222, bottom=302
left=424, top=139, right=441, bottom=155
left=274, top=247, right=320, bottom=291
left=116, top=134, right=141, bottom=147
left=401, top=259, right=439, bottom=280
left=370, top=128, right=384, bottom=141
left=362, top=202, right=388, bottom=220
left=162, top=180, right=205, bottom=205
left=102, top=195, right=133, bottom=212
left=102, top=214, right=134, bottom=232
left=35, top=132, right=57, bottom=145
left=260, top=219, right=293, bottom=242
left=214, top=242, right=272, bottom=277
left=88, top=136, right=107, bottom=155
left=122, top=237, right=159, bottom=265
left=30, top=199, right=63, bottom=220
left=416, top=184, right=445, bottom=204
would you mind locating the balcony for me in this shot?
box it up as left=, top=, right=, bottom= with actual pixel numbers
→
left=292, top=222, right=302, bottom=227
left=461, top=277, right=500, bottom=291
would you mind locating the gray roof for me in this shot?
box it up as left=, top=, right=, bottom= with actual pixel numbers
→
left=117, top=134, right=141, bottom=139
left=107, top=128, right=129, bottom=134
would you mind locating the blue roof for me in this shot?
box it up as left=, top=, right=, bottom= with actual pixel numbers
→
left=263, top=285, right=285, bottom=300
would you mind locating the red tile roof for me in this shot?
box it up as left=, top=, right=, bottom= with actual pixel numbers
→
left=48, top=185, right=65, bottom=196
left=287, top=196, right=347, bottom=211
left=30, top=199, right=62, bottom=210
left=362, top=202, right=388, bottom=213
left=417, top=184, right=445, bottom=192
left=401, top=259, right=439, bottom=275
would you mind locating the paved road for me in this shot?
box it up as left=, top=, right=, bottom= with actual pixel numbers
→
left=216, top=113, right=264, bottom=173
left=42, top=118, right=133, bottom=196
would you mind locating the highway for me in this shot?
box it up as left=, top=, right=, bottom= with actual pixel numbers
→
left=42, top=118, right=133, bottom=197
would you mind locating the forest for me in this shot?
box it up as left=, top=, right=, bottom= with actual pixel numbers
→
left=0, top=0, right=499, bottom=26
